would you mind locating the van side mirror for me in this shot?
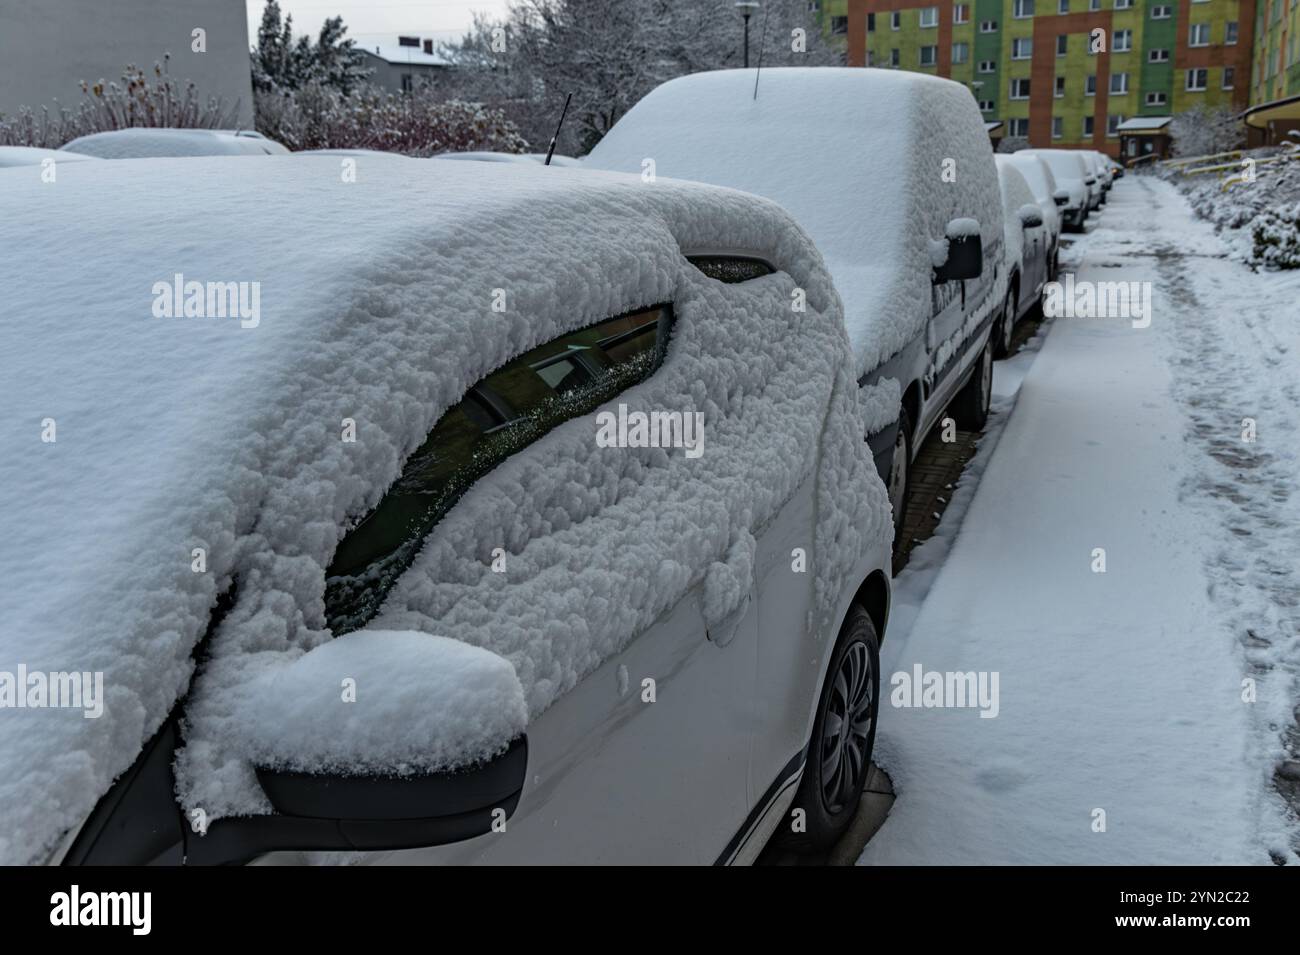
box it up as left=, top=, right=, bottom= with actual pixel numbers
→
left=932, top=219, right=983, bottom=283
left=1053, top=188, right=1069, bottom=207
left=1018, top=204, right=1044, bottom=229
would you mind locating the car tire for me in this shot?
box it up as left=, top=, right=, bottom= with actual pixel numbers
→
left=775, top=604, right=881, bottom=853
left=994, top=284, right=1016, bottom=359
left=951, top=338, right=992, bottom=431
left=886, top=404, right=912, bottom=558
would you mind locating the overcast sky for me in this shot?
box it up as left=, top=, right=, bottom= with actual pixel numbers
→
left=244, top=0, right=512, bottom=46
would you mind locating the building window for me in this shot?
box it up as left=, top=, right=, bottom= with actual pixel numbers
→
left=1189, top=23, right=1210, bottom=46
left=1107, top=114, right=1123, bottom=137
left=1145, top=91, right=1168, bottom=105
left=1186, top=68, right=1208, bottom=90
left=1010, top=118, right=1030, bottom=136
left=1225, top=21, right=1238, bottom=44
left=1114, top=29, right=1132, bottom=52
left=919, top=6, right=939, bottom=27
left=1055, top=75, right=1066, bottom=96
left=1052, top=116, right=1064, bottom=138
left=979, top=60, right=997, bottom=72
left=891, top=48, right=900, bottom=66
left=1010, top=78, right=1032, bottom=99
left=831, top=15, right=848, bottom=34
left=401, top=73, right=414, bottom=92
left=1151, top=5, right=1172, bottom=17
left=1222, top=66, right=1235, bottom=88
left=1058, top=0, right=1069, bottom=11
left=1013, top=0, right=1035, bottom=18
left=954, top=4, right=970, bottom=23
left=979, top=99, right=996, bottom=112
left=1089, top=0, right=1100, bottom=9
left=1110, top=72, right=1129, bottom=93
left=919, top=45, right=938, bottom=66
left=867, top=12, right=876, bottom=31
left=1013, top=37, right=1033, bottom=59
left=891, top=11, right=901, bottom=29
left=1085, top=74, right=1097, bottom=95
left=1114, top=0, right=1132, bottom=7
left=980, top=19, right=998, bottom=32
left=1148, top=48, right=1170, bottom=62
left=953, top=42, right=970, bottom=63
left=1057, top=35, right=1068, bottom=56
left=1083, top=115, right=1095, bottom=136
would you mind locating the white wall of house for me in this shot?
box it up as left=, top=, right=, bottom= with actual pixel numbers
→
left=0, top=0, right=254, bottom=125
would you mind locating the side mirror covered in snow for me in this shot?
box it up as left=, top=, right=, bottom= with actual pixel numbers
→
left=1018, top=204, right=1044, bottom=229
left=1053, top=189, right=1070, bottom=207
left=932, top=218, right=983, bottom=283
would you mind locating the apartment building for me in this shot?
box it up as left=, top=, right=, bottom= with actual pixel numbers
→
left=820, top=0, right=1253, bottom=155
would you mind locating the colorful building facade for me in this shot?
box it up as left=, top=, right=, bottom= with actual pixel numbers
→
left=818, top=0, right=1255, bottom=154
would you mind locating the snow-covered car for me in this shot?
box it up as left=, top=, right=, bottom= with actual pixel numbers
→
left=0, top=146, right=98, bottom=168
left=1020, top=149, right=1091, bottom=231
left=61, top=127, right=290, bottom=158
left=1085, top=151, right=1112, bottom=200
left=992, top=157, right=1050, bottom=356
left=999, top=153, right=1062, bottom=278
left=1, top=155, right=891, bottom=866
left=585, top=68, right=1006, bottom=553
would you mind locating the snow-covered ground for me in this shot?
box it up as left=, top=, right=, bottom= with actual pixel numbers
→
left=861, top=176, right=1300, bottom=865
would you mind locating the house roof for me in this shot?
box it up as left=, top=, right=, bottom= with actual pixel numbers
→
left=358, top=35, right=451, bottom=67
left=984, top=121, right=1004, bottom=133
left=1116, top=116, right=1172, bottom=133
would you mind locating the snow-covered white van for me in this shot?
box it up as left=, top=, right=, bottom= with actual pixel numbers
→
left=586, top=69, right=1006, bottom=552
left=992, top=157, right=1050, bottom=355
left=1020, top=149, right=1091, bottom=231
left=1000, top=153, right=1063, bottom=278
left=1, top=155, right=891, bottom=865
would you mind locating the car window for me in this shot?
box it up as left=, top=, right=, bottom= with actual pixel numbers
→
left=324, top=304, right=673, bottom=634
left=687, top=255, right=775, bottom=284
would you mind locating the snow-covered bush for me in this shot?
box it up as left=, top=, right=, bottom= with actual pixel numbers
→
left=253, top=80, right=529, bottom=154
left=1251, top=202, right=1300, bottom=269
left=0, top=56, right=239, bottom=148
left=1170, top=104, right=1245, bottom=157
left=996, top=136, right=1029, bottom=154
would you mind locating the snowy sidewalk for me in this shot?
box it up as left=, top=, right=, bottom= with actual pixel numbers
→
left=860, top=177, right=1297, bottom=865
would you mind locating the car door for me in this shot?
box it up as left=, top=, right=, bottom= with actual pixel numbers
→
left=331, top=302, right=755, bottom=864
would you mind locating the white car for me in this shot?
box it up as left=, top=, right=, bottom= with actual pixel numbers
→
left=1019, top=149, right=1091, bottom=231
left=1, top=155, right=891, bottom=866
left=586, top=68, right=1006, bottom=555
left=1000, top=153, right=1063, bottom=278
left=436, top=150, right=583, bottom=167
left=61, top=127, right=289, bottom=158
left=992, top=157, right=1050, bottom=356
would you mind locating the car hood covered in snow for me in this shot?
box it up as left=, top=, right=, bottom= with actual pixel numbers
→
left=585, top=68, right=1004, bottom=378
left=0, top=155, right=886, bottom=863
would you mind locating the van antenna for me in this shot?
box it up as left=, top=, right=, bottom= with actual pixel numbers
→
left=544, top=92, right=573, bottom=166
left=752, top=6, right=770, bottom=100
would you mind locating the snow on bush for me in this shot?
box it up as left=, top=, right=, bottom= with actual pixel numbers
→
left=0, top=56, right=240, bottom=149
left=253, top=80, right=528, bottom=155
left=0, top=156, right=886, bottom=862
left=1251, top=201, right=1300, bottom=269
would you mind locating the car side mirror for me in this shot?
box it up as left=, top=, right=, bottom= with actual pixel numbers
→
left=1053, top=189, right=1069, bottom=207
left=932, top=219, right=983, bottom=283
left=1018, top=204, right=1043, bottom=229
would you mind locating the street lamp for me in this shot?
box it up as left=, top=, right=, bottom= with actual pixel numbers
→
left=735, top=1, right=760, bottom=68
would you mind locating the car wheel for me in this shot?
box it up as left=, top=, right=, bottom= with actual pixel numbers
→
left=994, top=285, right=1016, bottom=359
left=952, top=338, right=992, bottom=431
left=886, top=405, right=912, bottom=557
left=776, top=604, right=881, bottom=853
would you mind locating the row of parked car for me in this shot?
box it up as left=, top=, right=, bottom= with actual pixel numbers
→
left=6, top=68, right=1123, bottom=866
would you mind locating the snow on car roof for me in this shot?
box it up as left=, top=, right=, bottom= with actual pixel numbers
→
left=585, top=68, right=1003, bottom=376
left=61, top=127, right=290, bottom=158
left=993, top=157, right=1037, bottom=267
left=1000, top=153, right=1057, bottom=204
left=0, top=154, right=883, bottom=862
left=0, top=146, right=98, bottom=167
